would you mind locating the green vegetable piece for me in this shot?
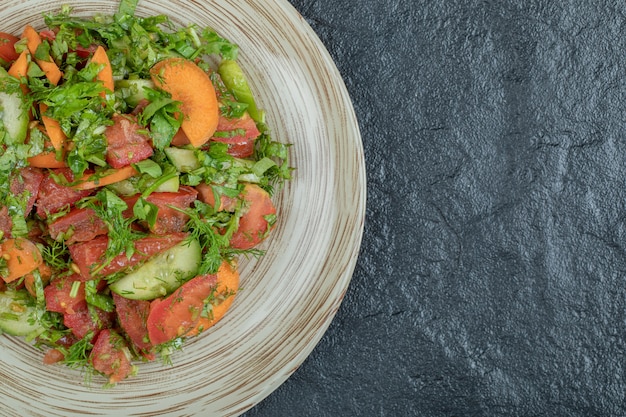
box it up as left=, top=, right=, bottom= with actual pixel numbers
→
left=0, top=68, right=28, bottom=145
left=0, top=290, right=44, bottom=338
left=109, top=238, right=202, bottom=300
left=164, top=147, right=201, bottom=172
left=218, top=59, right=263, bottom=123
left=115, top=78, right=155, bottom=107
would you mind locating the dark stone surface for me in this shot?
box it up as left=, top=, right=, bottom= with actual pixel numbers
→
left=245, top=1, right=626, bottom=416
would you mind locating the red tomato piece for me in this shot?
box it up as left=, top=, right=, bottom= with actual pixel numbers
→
left=36, top=169, right=92, bottom=219
left=63, top=300, right=115, bottom=340
left=44, top=274, right=86, bottom=314
left=11, top=167, right=44, bottom=216
left=147, top=273, right=218, bottom=345
left=48, top=207, right=108, bottom=245
left=89, top=329, right=133, bottom=384
left=210, top=113, right=260, bottom=158
left=0, top=168, right=44, bottom=238
left=0, top=32, right=20, bottom=63
left=69, top=232, right=188, bottom=280
left=230, top=184, right=276, bottom=250
left=195, top=183, right=238, bottom=212
left=124, top=186, right=198, bottom=234
left=112, top=292, right=153, bottom=352
left=105, top=114, right=154, bottom=169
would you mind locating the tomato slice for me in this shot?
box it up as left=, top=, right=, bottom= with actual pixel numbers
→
left=230, top=183, right=276, bottom=250
left=105, top=114, right=154, bottom=168
left=90, top=329, right=132, bottom=384
left=35, top=169, right=92, bottom=219
left=146, top=273, right=219, bottom=345
left=112, top=292, right=153, bottom=352
left=69, top=232, right=188, bottom=280
left=48, top=207, right=108, bottom=245
left=123, top=186, right=198, bottom=234
left=63, top=300, right=115, bottom=340
left=44, top=274, right=86, bottom=314
left=211, top=112, right=260, bottom=158
left=0, top=32, right=20, bottom=63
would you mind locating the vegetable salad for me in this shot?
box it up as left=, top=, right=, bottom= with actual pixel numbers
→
left=0, top=0, right=290, bottom=385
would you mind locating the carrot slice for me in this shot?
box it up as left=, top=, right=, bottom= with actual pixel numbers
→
left=27, top=151, right=67, bottom=168
left=7, top=50, right=29, bottom=95
left=39, top=103, right=66, bottom=151
left=22, top=25, right=62, bottom=85
left=186, top=261, right=240, bottom=336
left=72, top=165, right=138, bottom=190
left=150, top=58, right=219, bottom=148
left=0, top=238, right=43, bottom=283
left=90, top=45, right=114, bottom=96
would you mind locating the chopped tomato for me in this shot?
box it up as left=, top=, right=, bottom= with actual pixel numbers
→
left=230, top=183, right=276, bottom=250
left=63, top=300, right=115, bottom=340
left=35, top=169, right=92, bottom=219
left=89, top=329, right=133, bottom=384
left=105, top=114, right=153, bottom=168
left=44, top=274, right=86, bottom=314
left=124, top=186, right=198, bottom=234
left=195, top=183, right=238, bottom=212
left=210, top=112, right=260, bottom=158
left=0, top=32, right=20, bottom=63
left=69, top=232, right=188, bottom=280
left=11, top=167, right=44, bottom=216
left=48, top=207, right=108, bottom=245
left=112, top=292, right=153, bottom=353
left=147, top=273, right=219, bottom=345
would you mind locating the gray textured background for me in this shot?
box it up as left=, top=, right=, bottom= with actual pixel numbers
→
left=245, top=1, right=626, bottom=416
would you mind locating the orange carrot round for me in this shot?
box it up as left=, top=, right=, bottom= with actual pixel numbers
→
left=0, top=238, right=43, bottom=283
left=150, top=58, right=219, bottom=148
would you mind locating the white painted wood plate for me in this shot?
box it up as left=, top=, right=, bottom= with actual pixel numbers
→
left=0, top=1, right=365, bottom=416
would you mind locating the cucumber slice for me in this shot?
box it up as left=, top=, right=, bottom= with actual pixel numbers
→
left=0, top=289, right=44, bottom=337
left=110, top=238, right=202, bottom=300
left=0, top=68, right=28, bottom=144
left=108, top=175, right=180, bottom=195
left=164, top=147, right=201, bottom=172
left=115, top=78, right=155, bottom=107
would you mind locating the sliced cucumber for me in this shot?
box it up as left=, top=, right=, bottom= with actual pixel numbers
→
left=0, top=289, right=44, bottom=337
left=115, top=78, right=155, bottom=107
left=110, top=238, right=202, bottom=300
left=164, top=147, right=201, bottom=172
left=0, top=68, right=28, bottom=145
left=108, top=175, right=180, bottom=196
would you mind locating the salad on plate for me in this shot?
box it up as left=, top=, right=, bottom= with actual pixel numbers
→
left=0, top=0, right=290, bottom=385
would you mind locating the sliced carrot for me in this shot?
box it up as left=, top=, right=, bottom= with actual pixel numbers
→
left=8, top=50, right=29, bottom=95
left=90, top=45, right=114, bottom=96
left=72, top=165, right=138, bottom=190
left=150, top=58, right=219, bottom=148
left=22, top=25, right=62, bottom=85
left=27, top=151, right=67, bottom=168
left=0, top=238, right=43, bottom=283
left=39, top=103, right=66, bottom=151
left=186, top=260, right=240, bottom=336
